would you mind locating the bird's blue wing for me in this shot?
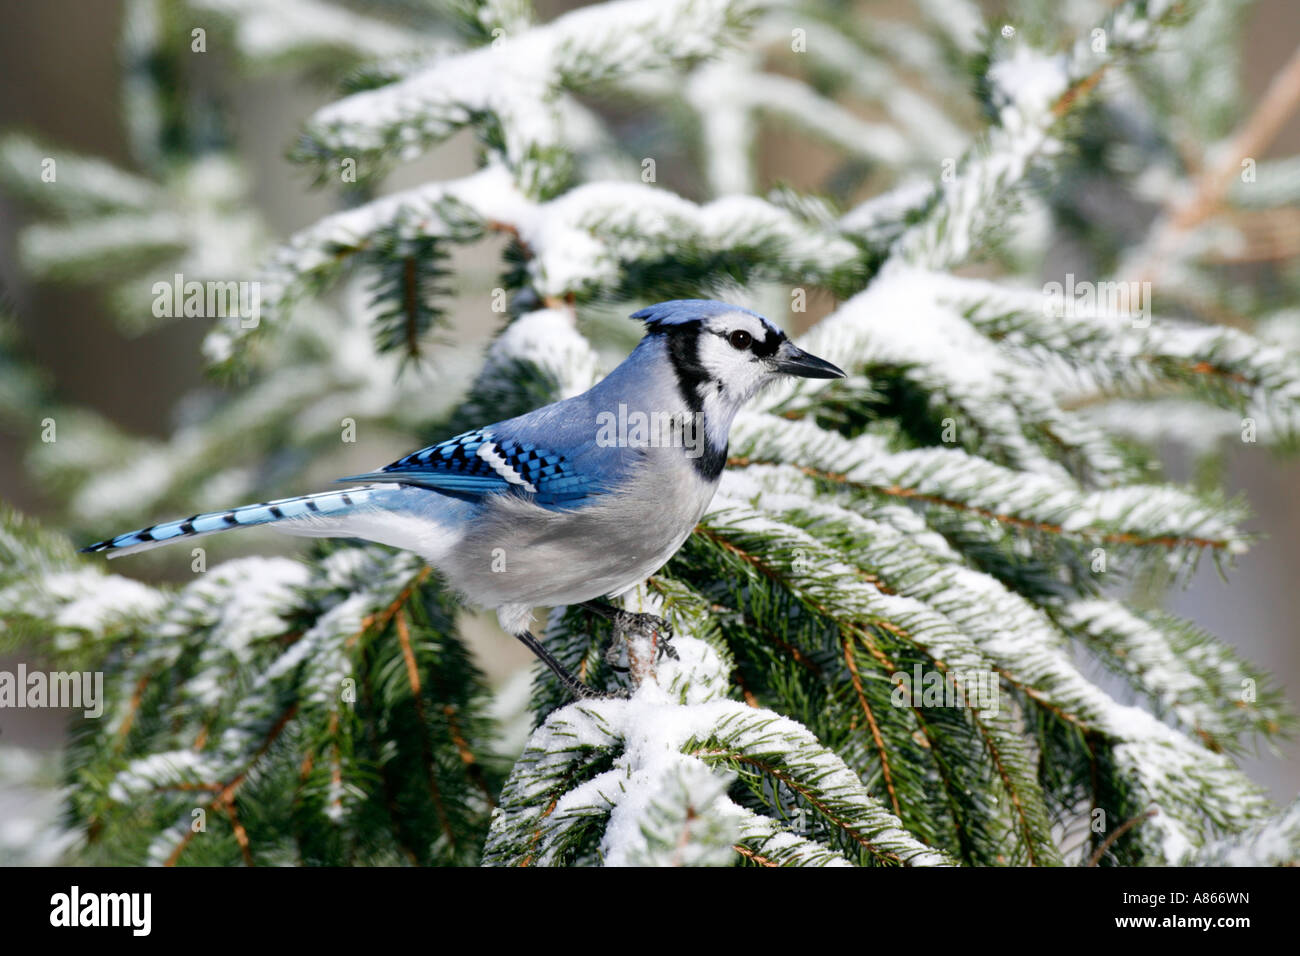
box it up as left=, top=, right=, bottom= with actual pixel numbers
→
left=338, top=427, right=594, bottom=505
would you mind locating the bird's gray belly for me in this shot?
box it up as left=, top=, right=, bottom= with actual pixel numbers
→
left=442, top=466, right=714, bottom=610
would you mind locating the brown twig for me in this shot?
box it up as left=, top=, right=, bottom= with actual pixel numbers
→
left=1131, top=44, right=1300, bottom=284
left=733, top=844, right=778, bottom=866
left=1086, top=807, right=1159, bottom=866
left=395, top=607, right=455, bottom=845
left=842, top=637, right=901, bottom=818
left=164, top=703, right=299, bottom=866
left=402, top=257, right=420, bottom=358
left=113, top=674, right=151, bottom=748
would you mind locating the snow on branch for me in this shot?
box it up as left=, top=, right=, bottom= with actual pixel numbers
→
left=6, top=0, right=1294, bottom=869
left=730, top=410, right=1249, bottom=558
left=0, top=135, right=160, bottom=214
left=760, top=264, right=1131, bottom=483
left=208, top=165, right=520, bottom=367
left=729, top=461, right=1283, bottom=755
left=1192, top=798, right=1300, bottom=866
left=451, top=307, right=602, bottom=430
left=0, top=505, right=166, bottom=651
left=893, top=0, right=1194, bottom=270
left=240, top=167, right=864, bottom=365
left=698, top=475, right=1271, bottom=863
left=190, top=0, right=439, bottom=62
left=484, top=689, right=951, bottom=866
left=1059, top=600, right=1288, bottom=751
left=481, top=581, right=948, bottom=867
left=750, top=13, right=966, bottom=159
left=296, top=0, right=762, bottom=194
left=524, top=182, right=864, bottom=299
left=101, top=550, right=451, bottom=862
left=943, top=272, right=1300, bottom=422
left=697, top=483, right=1062, bottom=863
left=709, top=69, right=913, bottom=166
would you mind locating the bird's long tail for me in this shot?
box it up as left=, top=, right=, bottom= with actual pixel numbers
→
left=80, top=486, right=385, bottom=559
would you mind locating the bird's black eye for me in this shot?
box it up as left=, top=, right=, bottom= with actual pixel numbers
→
left=728, top=329, right=752, bottom=350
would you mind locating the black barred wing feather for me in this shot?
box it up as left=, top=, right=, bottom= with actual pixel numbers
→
left=338, top=428, right=593, bottom=506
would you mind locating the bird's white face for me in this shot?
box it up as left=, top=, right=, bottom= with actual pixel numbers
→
left=684, top=310, right=845, bottom=455
left=629, top=300, right=846, bottom=480
left=694, top=310, right=789, bottom=407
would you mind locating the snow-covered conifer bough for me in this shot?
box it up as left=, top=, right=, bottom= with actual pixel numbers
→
left=82, top=300, right=845, bottom=699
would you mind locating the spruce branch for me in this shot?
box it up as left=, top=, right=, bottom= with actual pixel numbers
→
left=894, top=0, right=1196, bottom=271
left=294, top=0, right=762, bottom=195
left=728, top=413, right=1251, bottom=560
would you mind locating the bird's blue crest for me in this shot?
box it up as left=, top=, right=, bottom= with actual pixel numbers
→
left=630, top=299, right=763, bottom=332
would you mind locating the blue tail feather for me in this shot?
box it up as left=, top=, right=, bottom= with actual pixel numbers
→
left=80, top=487, right=377, bottom=558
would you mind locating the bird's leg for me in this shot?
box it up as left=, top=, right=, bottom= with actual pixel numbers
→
left=579, top=601, right=631, bottom=671
left=511, top=630, right=612, bottom=700
left=579, top=600, right=678, bottom=662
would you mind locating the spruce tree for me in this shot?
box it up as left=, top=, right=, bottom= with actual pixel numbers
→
left=2, top=0, right=1299, bottom=867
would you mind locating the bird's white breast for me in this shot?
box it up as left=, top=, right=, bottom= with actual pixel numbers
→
left=441, top=452, right=718, bottom=613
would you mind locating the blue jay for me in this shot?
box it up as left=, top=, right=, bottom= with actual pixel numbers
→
left=82, top=301, right=845, bottom=697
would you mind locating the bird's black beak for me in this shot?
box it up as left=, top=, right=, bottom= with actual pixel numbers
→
left=772, top=341, right=846, bottom=379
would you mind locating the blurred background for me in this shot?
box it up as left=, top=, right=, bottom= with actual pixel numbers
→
left=1, top=0, right=1298, bottom=858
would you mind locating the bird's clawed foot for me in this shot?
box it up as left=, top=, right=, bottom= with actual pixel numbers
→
left=603, top=638, right=629, bottom=670
left=612, top=610, right=678, bottom=661
left=509, top=602, right=678, bottom=699
left=581, top=601, right=677, bottom=663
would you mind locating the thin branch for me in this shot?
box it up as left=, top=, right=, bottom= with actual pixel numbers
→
left=164, top=703, right=299, bottom=866
left=688, top=747, right=905, bottom=864
left=1086, top=808, right=1159, bottom=866
left=733, top=843, right=778, bottom=866
left=842, top=636, right=901, bottom=818
left=1131, top=44, right=1300, bottom=283
left=726, top=458, right=1237, bottom=552
left=395, top=607, right=455, bottom=845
